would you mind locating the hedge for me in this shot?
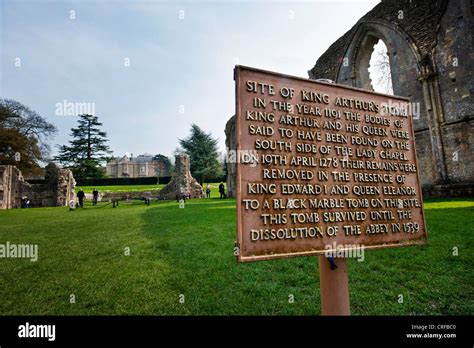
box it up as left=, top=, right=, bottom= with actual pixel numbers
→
left=27, top=174, right=227, bottom=187
left=74, top=176, right=172, bottom=186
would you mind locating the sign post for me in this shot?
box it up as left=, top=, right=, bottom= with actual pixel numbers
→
left=234, top=65, right=427, bottom=315
left=318, top=256, right=350, bottom=315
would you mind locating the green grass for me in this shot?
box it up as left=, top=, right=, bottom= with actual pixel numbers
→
left=0, top=197, right=472, bottom=315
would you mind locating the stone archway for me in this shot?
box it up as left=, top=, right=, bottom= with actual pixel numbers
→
left=336, top=21, right=422, bottom=98
left=351, top=31, right=381, bottom=91
left=335, top=21, right=447, bottom=185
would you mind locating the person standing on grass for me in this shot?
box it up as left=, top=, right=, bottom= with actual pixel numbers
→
left=218, top=182, right=225, bottom=199
left=77, top=188, right=85, bottom=208
left=206, top=184, right=211, bottom=198
left=92, top=188, right=99, bottom=206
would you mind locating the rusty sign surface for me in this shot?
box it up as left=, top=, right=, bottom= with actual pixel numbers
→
left=235, top=65, right=427, bottom=262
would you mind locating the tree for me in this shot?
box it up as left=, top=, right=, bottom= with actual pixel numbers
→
left=373, top=49, right=393, bottom=95
left=368, top=40, right=394, bottom=95
left=0, top=99, right=57, bottom=176
left=55, top=114, right=112, bottom=179
left=179, top=124, right=223, bottom=184
left=153, top=154, right=173, bottom=176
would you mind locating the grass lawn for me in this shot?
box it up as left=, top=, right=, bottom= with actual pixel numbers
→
left=0, top=197, right=472, bottom=315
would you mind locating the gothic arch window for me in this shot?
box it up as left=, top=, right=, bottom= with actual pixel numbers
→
left=337, top=22, right=425, bottom=127
left=351, top=31, right=394, bottom=95
left=368, top=39, right=394, bottom=95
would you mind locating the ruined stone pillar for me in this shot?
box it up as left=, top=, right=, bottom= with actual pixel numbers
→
left=159, top=153, right=203, bottom=200
left=418, top=58, right=448, bottom=184
left=0, top=165, right=13, bottom=209
left=225, top=115, right=236, bottom=198
left=56, top=169, right=76, bottom=206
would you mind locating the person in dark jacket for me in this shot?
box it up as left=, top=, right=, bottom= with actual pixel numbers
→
left=77, top=188, right=85, bottom=208
left=218, top=182, right=225, bottom=199
left=92, top=188, right=99, bottom=206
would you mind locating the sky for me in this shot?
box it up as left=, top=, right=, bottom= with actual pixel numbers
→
left=0, top=0, right=379, bottom=161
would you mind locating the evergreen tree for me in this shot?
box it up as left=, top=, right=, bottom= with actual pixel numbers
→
left=179, top=124, right=222, bottom=184
left=154, top=154, right=174, bottom=176
left=55, top=114, right=112, bottom=178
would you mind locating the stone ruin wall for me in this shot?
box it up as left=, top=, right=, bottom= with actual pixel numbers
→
left=0, top=165, right=76, bottom=209
left=225, top=0, right=473, bottom=198
left=0, top=165, right=20, bottom=209
left=159, top=153, right=203, bottom=200
left=307, top=0, right=473, bottom=197
left=225, top=115, right=236, bottom=198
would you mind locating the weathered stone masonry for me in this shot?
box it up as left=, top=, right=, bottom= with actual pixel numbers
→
left=308, top=0, right=473, bottom=196
left=159, top=153, right=203, bottom=200
left=225, top=0, right=473, bottom=197
left=0, top=164, right=76, bottom=209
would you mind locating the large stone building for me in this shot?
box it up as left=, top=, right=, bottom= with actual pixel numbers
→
left=106, top=154, right=171, bottom=178
left=225, top=0, right=473, bottom=197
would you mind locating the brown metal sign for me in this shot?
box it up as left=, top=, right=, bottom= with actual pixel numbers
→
left=235, top=65, right=427, bottom=262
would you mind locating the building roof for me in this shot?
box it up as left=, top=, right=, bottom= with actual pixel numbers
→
left=308, top=0, right=448, bottom=80
left=132, top=155, right=154, bottom=163
left=109, top=154, right=166, bottom=165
